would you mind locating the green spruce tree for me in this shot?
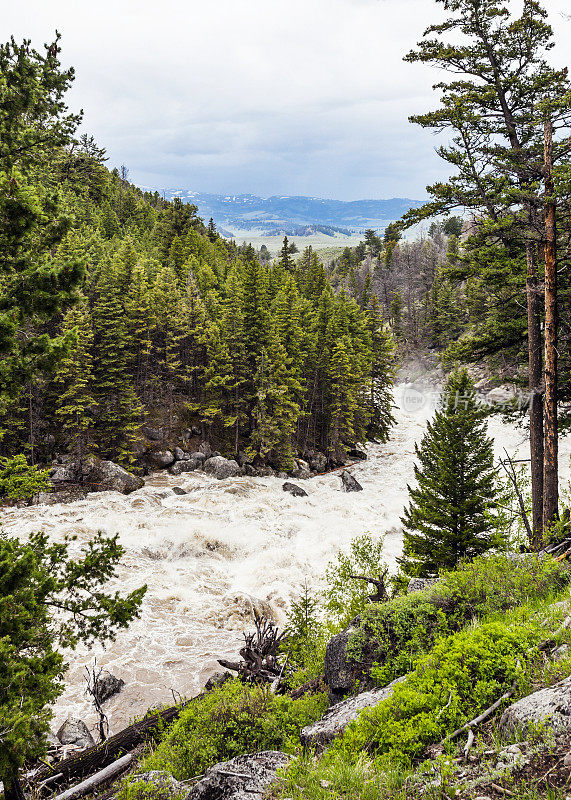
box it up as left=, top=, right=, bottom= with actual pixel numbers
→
left=399, top=369, right=500, bottom=578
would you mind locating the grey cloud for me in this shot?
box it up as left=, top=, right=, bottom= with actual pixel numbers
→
left=3, top=0, right=571, bottom=199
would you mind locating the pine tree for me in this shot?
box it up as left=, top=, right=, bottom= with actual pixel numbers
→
left=278, top=236, right=298, bottom=273
left=249, top=330, right=302, bottom=471
left=53, top=299, right=96, bottom=463
left=0, top=35, right=84, bottom=418
left=367, top=296, right=396, bottom=442
left=92, top=259, right=141, bottom=465
left=124, top=261, right=153, bottom=400
left=399, top=369, right=500, bottom=578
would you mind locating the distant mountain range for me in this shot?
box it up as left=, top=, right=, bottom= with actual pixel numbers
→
left=160, top=190, right=424, bottom=238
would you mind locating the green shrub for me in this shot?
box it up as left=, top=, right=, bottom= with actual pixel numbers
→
left=0, top=455, right=50, bottom=503
left=348, top=554, right=569, bottom=687
left=324, top=534, right=387, bottom=627
left=117, top=776, right=185, bottom=800
left=339, top=620, right=541, bottom=766
left=143, top=679, right=327, bottom=780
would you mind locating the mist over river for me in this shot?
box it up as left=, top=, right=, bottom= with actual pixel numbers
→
left=4, top=383, right=571, bottom=736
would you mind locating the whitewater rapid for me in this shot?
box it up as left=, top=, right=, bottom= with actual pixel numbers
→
left=4, top=383, right=571, bottom=736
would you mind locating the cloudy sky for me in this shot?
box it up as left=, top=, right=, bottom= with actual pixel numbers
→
left=4, top=0, right=571, bottom=200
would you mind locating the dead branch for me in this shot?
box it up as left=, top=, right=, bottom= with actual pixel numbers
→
left=349, top=568, right=390, bottom=603
left=499, top=449, right=533, bottom=544
left=443, top=682, right=517, bottom=743
left=84, top=661, right=108, bottom=743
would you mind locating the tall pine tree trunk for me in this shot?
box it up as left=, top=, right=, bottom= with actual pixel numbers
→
left=543, top=118, right=558, bottom=531
left=526, top=238, right=544, bottom=548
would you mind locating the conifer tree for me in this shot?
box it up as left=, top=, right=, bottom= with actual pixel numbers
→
left=92, top=259, right=141, bottom=465
left=124, top=260, right=153, bottom=400
left=249, top=330, right=302, bottom=471
left=399, top=369, right=500, bottom=578
left=0, top=34, right=84, bottom=416
left=53, top=299, right=96, bottom=463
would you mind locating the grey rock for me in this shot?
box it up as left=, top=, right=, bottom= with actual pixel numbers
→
left=87, top=460, right=144, bottom=494
left=282, top=482, right=308, bottom=498
left=143, top=426, right=164, bottom=441
left=407, top=577, right=438, bottom=594
left=324, top=625, right=360, bottom=703
left=348, top=449, right=367, bottom=461
left=172, top=487, right=188, bottom=496
left=204, top=672, right=232, bottom=691
left=307, top=451, right=328, bottom=473
left=291, top=467, right=311, bottom=480
left=131, top=771, right=185, bottom=799
left=169, top=458, right=201, bottom=476
left=190, top=451, right=207, bottom=463
left=186, top=751, right=289, bottom=800
left=301, top=677, right=405, bottom=749
left=94, top=671, right=125, bottom=703
left=203, top=456, right=241, bottom=480
left=173, top=447, right=187, bottom=461
left=254, top=465, right=274, bottom=477
left=50, top=464, right=76, bottom=482
left=56, top=718, right=95, bottom=749
left=340, top=470, right=363, bottom=492
left=147, top=450, right=176, bottom=469
left=500, top=675, right=571, bottom=735
left=553, top=644, right=570, bottom=662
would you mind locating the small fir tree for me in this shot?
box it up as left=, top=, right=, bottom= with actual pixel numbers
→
left=399, top=369, right=500, bottom=578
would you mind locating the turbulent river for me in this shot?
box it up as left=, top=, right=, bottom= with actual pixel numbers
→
left=4, top=382, right=571, bottom=736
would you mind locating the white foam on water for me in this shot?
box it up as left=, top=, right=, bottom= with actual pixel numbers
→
left=3, top=383, right=570, bottom=736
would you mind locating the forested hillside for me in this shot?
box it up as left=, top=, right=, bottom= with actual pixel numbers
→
left=0, top=46, right=395, bottom=475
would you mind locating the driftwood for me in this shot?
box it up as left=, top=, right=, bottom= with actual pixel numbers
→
left=53, top=754, right=133, bottom=800
left=218, top=612, right=286, bottom=684
left=34, top=695, right=201, bottom=787
left=349, top=569, right=390, bottom=603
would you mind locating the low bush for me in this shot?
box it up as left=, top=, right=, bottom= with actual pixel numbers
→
left=341, top=620, right=541, bottom=765
left=143, top=679, right=327, bottom=780
left=348, top=554, right=569, bottom=687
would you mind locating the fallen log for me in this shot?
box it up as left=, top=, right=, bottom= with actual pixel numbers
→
left=34, top=695, right=202, bottom=787
left=53, top=754, right=133, bottom=800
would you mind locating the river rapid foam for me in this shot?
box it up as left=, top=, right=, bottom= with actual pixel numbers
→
left=3, top=383, right=571, bottom=735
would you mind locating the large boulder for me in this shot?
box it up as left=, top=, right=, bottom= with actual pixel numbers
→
left=301, top=677, right=405, bottom=750
left=291, top=467, right=311, bottom=480
left=324, top=624, right=361, bottom=703
left=147, top=450, right=176, bottom=469
left=203, top=456, right=241, bottom=480
left=173, top=447, right=188, bottom=461
left=87, top=460, right=144, bottom=494
left=94, top=671, right=125, bottom=703
left=282, top=482, right=308, bottom=498
left=49, top=464, right=77, bottom=483
left=186, top=751, right=289, bottom=800
left=307, top=451, right=328, bottom=473
left=500, top=676, right=571, bottom=735
left=129, top=771, right=185, bottom=800
left=56, top=718, right=95, bottom=749
left=348, top=449, right=367, bottom=461
left=340, top=470, right=363, bottom=492
left=169, top=458, right=201, bottom=476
